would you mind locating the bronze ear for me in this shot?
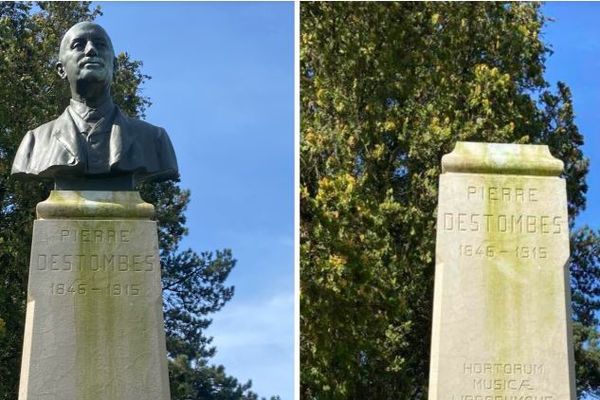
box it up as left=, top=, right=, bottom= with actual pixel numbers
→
left=56, top=61, right=67, bottom=79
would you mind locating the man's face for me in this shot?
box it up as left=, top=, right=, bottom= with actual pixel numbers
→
left=57, top=22, right=115, bottom=85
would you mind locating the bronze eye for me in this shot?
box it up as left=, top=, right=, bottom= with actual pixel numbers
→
left=71, top=40, right=85, bottom=50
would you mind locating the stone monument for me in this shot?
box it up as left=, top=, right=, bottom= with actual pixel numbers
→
left=429, top=142, right=575, bottom=400
left=12, top=22, right=175, bottom=399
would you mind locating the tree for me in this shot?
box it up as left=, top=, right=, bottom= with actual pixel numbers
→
left=0, top=2, right=274, bottom=399
left=300, top=3, right=599, bottom=399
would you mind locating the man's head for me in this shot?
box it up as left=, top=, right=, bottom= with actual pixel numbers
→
left=56, top=22, right=116, bottom=94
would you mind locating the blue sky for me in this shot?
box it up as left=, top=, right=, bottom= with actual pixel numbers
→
left=543, top=3, right=600, bottom=230
left=542, top=4, right=600, bottom=398
left=95, top=2, right=294, bottom=399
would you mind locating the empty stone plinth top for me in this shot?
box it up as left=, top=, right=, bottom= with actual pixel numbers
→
left=442, top=142, right=564, bottom=176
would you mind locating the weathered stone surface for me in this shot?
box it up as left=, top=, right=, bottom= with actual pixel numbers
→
left=428, top=142, right=575, bottom=400
left=19, top=191, right=170, bottom=400
left=36, top=190, right=155, bottom=219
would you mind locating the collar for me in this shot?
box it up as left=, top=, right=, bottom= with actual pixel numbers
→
left=52, top=106, right=135, bottom=167
left=69, top=97, right=115, bottom=123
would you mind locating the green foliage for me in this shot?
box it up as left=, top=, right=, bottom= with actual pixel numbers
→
left=301, top=2, right=599, bottom=399
left=570, top=227, right=600, bottom=395
left=169, top=355, right=282, bottom=400
left=0, top=2, right=272, bottom=400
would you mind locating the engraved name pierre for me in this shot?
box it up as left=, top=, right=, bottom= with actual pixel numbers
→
left=59, top=228, right=131, bottom=243
left=466, top=185, right=538, bottom=203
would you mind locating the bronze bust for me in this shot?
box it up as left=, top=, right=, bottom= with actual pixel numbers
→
left=11, top=22, right=178, bottom=190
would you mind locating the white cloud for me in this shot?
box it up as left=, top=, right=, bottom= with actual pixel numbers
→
left=206, top=292, right=294, bottom=399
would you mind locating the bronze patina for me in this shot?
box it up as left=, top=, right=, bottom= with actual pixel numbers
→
left=11, top=22, right=178, bottom=190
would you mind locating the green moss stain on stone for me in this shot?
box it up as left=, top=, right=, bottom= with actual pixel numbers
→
left=481, top=173, right=564, bottom=397
left=38, top=190, right=154, bottom=220
left=52, top=191, right=156, bottom=398
left=482, top=174, right=509, bottom=398
left=73, top=219, right=153, bottom=398
left=443, top=142, right=564, bottom=176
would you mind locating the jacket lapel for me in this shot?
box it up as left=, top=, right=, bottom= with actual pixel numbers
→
left=50, top=106, right=136, bottom=169
left=51, top=108, right=81, bottom=160
left=109, top=108, right=134, bottom=167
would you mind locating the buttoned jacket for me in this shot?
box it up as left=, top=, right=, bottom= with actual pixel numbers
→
left=11, top=106, right=178, bottom=182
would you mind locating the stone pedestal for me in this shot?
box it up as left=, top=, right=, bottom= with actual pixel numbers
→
left=428, top=142, right=575, bottom=400
left=19, top=191, right=171, bottom=400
